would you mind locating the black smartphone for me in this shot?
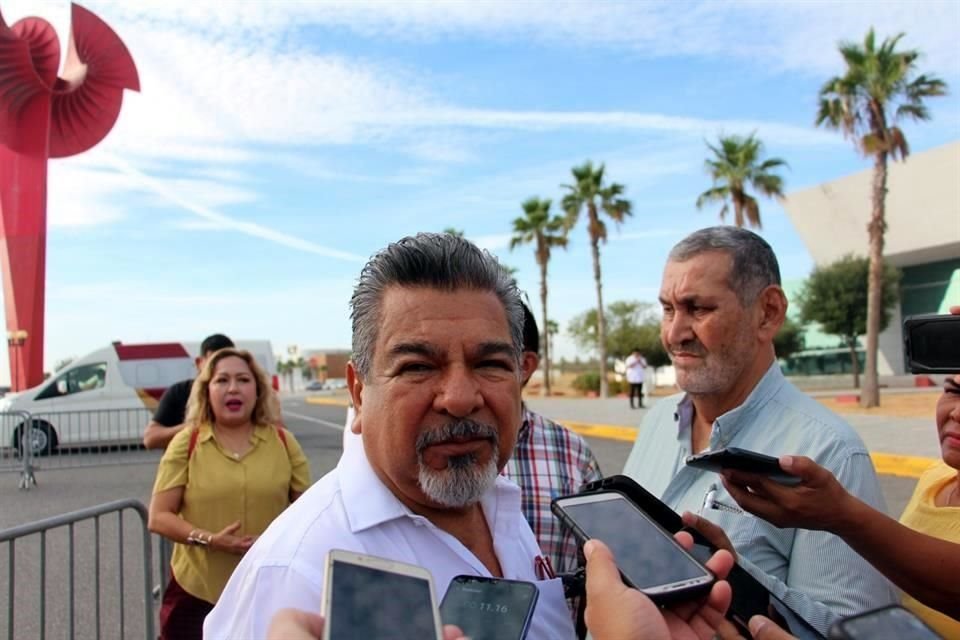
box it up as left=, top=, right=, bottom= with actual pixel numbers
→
left=827, top=604, right=941, bottom=639
left=551, top=490, right=714, bottom=603
left=685, top=447, right=801, bottom=486
left=440, top=575, right=538, bottom=640
left=579, top=475, right=825, bottom=639
left=903, top=313, right=960, bottom=374
left=321, top=550, right=443, bottom=640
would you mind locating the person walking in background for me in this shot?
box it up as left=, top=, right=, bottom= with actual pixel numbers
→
left=148, top=347, right=311, bottom=640
left=625, top=348, right=647, bottom=409
left=143, top=333, right=234, bottom=450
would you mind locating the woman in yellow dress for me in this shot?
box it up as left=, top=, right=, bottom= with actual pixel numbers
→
left=149, top=347, right=311, bottom=640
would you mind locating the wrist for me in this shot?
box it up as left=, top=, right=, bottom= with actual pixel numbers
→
left=829, top=492, right=864, bottom=537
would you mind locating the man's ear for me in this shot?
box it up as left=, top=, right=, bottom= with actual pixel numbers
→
left=521, top=351, right=540, bottom=387
left=346, top=361, right=364, bottom=432
left=756, top=286, right=788, bottom=342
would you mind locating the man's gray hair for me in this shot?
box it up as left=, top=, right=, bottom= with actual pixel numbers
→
left=350, top=232, right=524, bottom=379
left=668, top=226, right=781, bottom=306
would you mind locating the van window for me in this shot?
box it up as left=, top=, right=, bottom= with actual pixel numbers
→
left=35, top=363, right=108, bottom=400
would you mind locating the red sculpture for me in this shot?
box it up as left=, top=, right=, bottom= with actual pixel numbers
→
left=0, top=3, right=138, bottom=391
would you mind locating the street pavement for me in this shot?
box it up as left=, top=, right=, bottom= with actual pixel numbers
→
left=0, top=391, right=936, bottom=638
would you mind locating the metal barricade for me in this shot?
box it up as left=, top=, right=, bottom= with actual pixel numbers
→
left=0, top=410, right=36, bottom=490
left=0, top=499, right=156, bottom=640
left=8, top=407, right=162, bottom=487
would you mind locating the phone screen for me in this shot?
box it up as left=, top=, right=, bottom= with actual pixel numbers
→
left=557, top=494, right=710, bottom=590
left=831, top=605, right=940, bottom=640
left=440, top=576, right=538, bottom=640
left=326, top=561, right=438, bottom=640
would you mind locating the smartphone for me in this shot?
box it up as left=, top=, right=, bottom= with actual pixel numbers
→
left=685, top=447, right=801, bottom=486
left=551, top=491, right=714, bottom=603
left=321, top=549, right=443, bottom=640
left=440, top=575, right=538, bottom=640
left=578, top=475, right=824, bottom=638
left=903, top=313, right=960, bottom=374
left=827, top=604, right=941, bottom=640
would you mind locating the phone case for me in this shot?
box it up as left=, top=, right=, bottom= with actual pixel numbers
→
left=575, top=476, right=824, bottom=639
left=551, top=490, right=714, bottom=605
left=685, top=448, right=802, bottom=486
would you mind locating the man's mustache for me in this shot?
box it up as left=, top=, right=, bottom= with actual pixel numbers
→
left=668, top=339, right=707, bottom=357
left=416, top=418, right=499, bottom=454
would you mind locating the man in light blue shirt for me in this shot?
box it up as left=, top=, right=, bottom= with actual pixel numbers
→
left=623, top=226, right=897, bottom=636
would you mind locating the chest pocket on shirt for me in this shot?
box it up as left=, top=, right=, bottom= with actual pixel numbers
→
left=704, top=492, right=794, bottom=580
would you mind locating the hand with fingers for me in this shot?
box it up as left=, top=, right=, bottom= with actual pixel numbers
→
left=211, top=521, right=258, bottom=555
left=718, top=456, right=855, bottom=533
left=583, top=537, right=743, bottom=640
left=679, top=512, right=738, bottom=560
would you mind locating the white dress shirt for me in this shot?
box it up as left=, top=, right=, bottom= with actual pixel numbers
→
left=204, top=431, right=575, bottom=640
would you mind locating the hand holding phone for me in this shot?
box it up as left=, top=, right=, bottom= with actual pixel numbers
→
left=827, top=604, right=941, bottom=639
left=321, top=550, right=443, bottom=640
left=551, top=491, right=714, bottom=603
left=440, top=575, right=538, bottom=640
left=685, top=447, right=801, bottom=486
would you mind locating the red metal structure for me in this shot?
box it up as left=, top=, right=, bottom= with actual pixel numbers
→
left=0, top=3, right=138, bottom=390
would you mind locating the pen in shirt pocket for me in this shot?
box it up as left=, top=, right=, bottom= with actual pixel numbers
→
left=700, top=482, right=743, bottom=515
left=534, top=555, right=556, bottom=580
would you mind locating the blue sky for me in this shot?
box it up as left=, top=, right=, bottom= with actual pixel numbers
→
left=2, top=0, right=959, bottom=384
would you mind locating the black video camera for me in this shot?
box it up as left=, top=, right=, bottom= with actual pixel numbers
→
left=903, top=313, right=960, bottom=374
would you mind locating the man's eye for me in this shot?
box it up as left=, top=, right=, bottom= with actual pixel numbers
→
left=400, top=363, right=431, bottom=373
left=479, top=360, right=513, bottom=371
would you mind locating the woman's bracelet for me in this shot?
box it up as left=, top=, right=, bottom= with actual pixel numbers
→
left=186, top=529, right=212, bottom=547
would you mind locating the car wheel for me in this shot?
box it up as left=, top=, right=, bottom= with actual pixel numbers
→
left=13, top=420, right=58, bottom=457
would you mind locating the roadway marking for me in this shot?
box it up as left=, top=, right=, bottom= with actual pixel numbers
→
left=283, top=410, right=345, bottom=432
left=869, top=453, right=938, bottom=479
left=296, top=400, right=938, bottom=479
left=558, top=420, right=937, bottom=479
left=304, top=396, right=351, bottom=407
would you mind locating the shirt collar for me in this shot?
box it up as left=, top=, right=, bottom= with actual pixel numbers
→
left=337, top=432, right=518, bottom=534
left=517, top=405, right=534, bottom=440
left=676, top=361, right=785, bottom=444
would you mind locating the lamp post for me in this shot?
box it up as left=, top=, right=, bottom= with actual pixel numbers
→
left=7, top=329, right=28, bottom=392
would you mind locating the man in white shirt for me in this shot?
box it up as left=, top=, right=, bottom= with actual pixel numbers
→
left=204, top=233, right=575, bottom=640
left=624, top=348, right=647, bottom=409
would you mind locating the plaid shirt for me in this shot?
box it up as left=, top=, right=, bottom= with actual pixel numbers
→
left=502, top=406, right=603, bottom=574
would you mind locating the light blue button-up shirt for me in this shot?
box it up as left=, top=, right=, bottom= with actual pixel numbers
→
left=623, top=363, right=898, bottom=635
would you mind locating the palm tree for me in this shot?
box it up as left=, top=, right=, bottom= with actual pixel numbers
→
left=817, top=28, right=947, bottom=408
left=696, top=133, right=787, bottom=229
left=510, top=197, right=568, bottom=396
left=561, top=162, right=632, bottom=398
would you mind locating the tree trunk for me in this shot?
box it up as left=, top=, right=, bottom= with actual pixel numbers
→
left=848, top=337, right=860, bottom=390
left=588, top=206, right=608, bottom=398
left=862, top=152, right=888, bottom=408
left=539, top=256, right=551, bottom=397
left=733, top=193, right=744, bottom=228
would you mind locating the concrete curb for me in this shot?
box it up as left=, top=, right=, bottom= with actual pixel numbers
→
left=303, top=396, right=937, bottom=479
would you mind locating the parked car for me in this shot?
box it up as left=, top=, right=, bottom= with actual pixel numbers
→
left=324, top=378, right=348, bottom=390
left=304, top=380, right=326, bottom=391
left=0, top=339, right=277, bottom=456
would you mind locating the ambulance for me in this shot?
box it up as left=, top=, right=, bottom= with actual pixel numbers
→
left=0, top=340, right=277, bottom=456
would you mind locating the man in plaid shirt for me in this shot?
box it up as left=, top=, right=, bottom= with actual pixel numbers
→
left=503, top=304, right=603, bottom=575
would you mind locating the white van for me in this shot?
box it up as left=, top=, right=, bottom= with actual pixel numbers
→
left=0, top=340, right=276, bottom=456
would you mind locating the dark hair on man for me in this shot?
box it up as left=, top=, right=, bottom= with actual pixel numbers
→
left=200, top=333, right=234, bottom=356
left=350, top=232, right=523, bottom=379
left=668, top=226, right=781, bottom=306
left=521, top=303, right=539, bottom=355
